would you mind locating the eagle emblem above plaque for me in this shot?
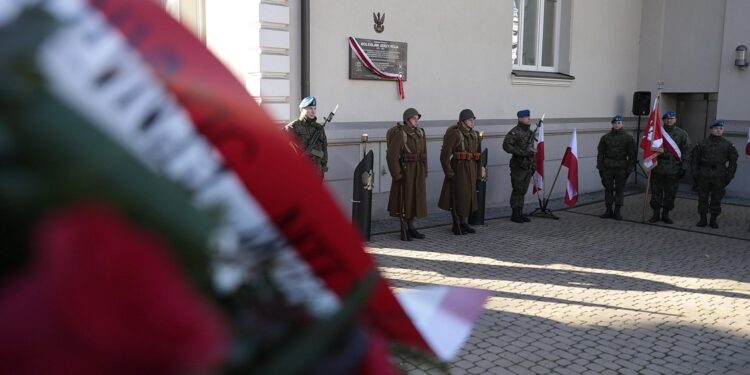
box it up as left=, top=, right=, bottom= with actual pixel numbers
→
left=373, top=12, right=385, bottom=33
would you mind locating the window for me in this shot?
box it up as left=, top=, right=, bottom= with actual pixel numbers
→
left=160, top=0, right=205, bottom=41
left=513, top=0, right=561, bottom=72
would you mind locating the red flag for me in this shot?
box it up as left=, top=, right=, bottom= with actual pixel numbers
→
left=745, top=127, right=750, bottom=157
left=561, top=129, right=578, bottom=207
left=532, top=121, right=544, bottom=194
left=640, top=95, right=662, bottom=170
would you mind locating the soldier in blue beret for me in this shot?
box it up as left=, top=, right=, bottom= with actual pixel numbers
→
left=503, top=109, right=536, bottom=223
left=648, top=110, right=690, bottom=224
left=690, top=120, right=738, bottom=228
left=284, top=96, right=328, bottom=178
left=596, top=115, right=636, bottom=220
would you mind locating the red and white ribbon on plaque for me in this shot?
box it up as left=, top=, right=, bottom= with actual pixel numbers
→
left=348, top=37, right=405, bottom=99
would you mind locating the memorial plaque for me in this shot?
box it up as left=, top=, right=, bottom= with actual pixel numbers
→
left=349, top=38, right=408, bottom=81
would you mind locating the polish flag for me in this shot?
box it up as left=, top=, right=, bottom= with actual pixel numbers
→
left=532, top=120, right=544, bottom=194
left=640, top=95, right=663, bottom=169
left=745, top=127, right=750, bottom=157
left=640, top=94, right=681, bottom=169
left=561, top=129, right=579, bottom=207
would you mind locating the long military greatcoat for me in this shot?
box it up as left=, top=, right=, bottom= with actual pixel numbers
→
left=386, top=123, right=428, bottom=219
left=438, top=122, right=482, bottom=217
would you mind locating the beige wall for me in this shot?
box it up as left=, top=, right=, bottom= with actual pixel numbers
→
left=197, top=0, right=746, bottom=220
left=637, top=0, right=726, bottom=94
left=717, top=0, right=750, bottom=121
left=304, top=0, right=642, bottom=122
left=291, top=0, right=646, bottom=217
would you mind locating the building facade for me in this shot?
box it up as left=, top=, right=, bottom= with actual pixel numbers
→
left=161, top=0, right=749, bottom=220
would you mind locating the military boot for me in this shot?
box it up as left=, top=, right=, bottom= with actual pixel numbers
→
left=600, top=204, right=614, bottom=219
left=696, top=214, right=707, bottom=227
left=661, top=209, right=673, bottom=224
left=510, top=208, right=525, bottom=223
left=521, top=212, right=531, bottom=222
left=408, top=228, right=426, bottom=239
left=407, top=219, right=426, bottom=239
left=709, top=214, right=719, bottom=229
left=459, top=217, right=476, bottom=234
left=613, top=205, right=623, bottom=221
left=648, top=209, right=661, bottom=223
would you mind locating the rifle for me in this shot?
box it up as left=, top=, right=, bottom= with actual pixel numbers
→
left=450, top=176, right=465, bottom=235
left=468, top=147, right=488, bottom=226
left=398, top=179, right=410, bottom=241
left=304, top=104, right=338, bottom=156
left=525, top=113, right=545, bottom=154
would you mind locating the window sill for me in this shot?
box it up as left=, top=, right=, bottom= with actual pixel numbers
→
left=511, top=70, right=575, bottom=87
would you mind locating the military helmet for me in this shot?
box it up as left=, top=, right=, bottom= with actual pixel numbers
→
left=402, top=107, right=422, bottom=123
left=459, top=109, right=476, bottom=122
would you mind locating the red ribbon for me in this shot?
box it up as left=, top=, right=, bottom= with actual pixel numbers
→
left=349, top=37, right=405, bottom=99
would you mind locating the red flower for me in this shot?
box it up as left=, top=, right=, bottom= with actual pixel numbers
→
left=0, top=204, right=229, bottom=374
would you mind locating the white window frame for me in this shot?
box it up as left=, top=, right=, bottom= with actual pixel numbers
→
left=162, top=0, right=205, bottom=41
left=513, top=0, right=561, bottom=72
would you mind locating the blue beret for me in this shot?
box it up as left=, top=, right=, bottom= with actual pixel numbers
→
left=710, top=120, right=725, bottom=128
left=662, top=111, right=677, bottom=119
left=517, top=109, right=530, bottom=118
left=611, top=115, right=623, bottom=123
left=299, top=96, right=317, bottom=108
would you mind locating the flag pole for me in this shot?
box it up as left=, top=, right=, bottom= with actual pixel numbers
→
left=642, top=168, right=652, bottom=222
left=641, top=81, right=663, bottom=222
left=543, top=162, right=565, bottom=206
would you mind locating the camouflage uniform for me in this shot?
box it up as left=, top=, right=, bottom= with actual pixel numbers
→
left=503, top=123, right=535, bottom=213
left=284, top=116, right=328, bottom=176
left=649, top=125, right=690, bottom=219
left=690, top=134, right=738, bottom=227
left=596, top=128, right=636, bottom=216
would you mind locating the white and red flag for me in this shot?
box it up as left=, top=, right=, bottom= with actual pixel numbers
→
left=640, top=95, right=681, bottom=169
left=532, top=120, right=545, bottom=194
left=561, top=129, right=579, bottom=207
left=349, top=37, right=405, bottom=99
left=745, top=127, right=750, bottom=157
left=640, top=95, right=663, bottom=169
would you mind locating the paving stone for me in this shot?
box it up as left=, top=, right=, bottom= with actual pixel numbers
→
left=378, top=194, right=750, bottom=375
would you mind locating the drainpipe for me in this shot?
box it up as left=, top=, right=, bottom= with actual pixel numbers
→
left=301, top=0, right=310, bottom=98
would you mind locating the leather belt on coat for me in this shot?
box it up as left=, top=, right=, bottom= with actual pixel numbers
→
left=454, top=152, right=481, bottom=161
left=401, top=152, right=426, bottom=162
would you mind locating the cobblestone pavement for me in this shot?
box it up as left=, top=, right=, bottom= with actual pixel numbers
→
left=368, top=196, right=750, bottom=375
